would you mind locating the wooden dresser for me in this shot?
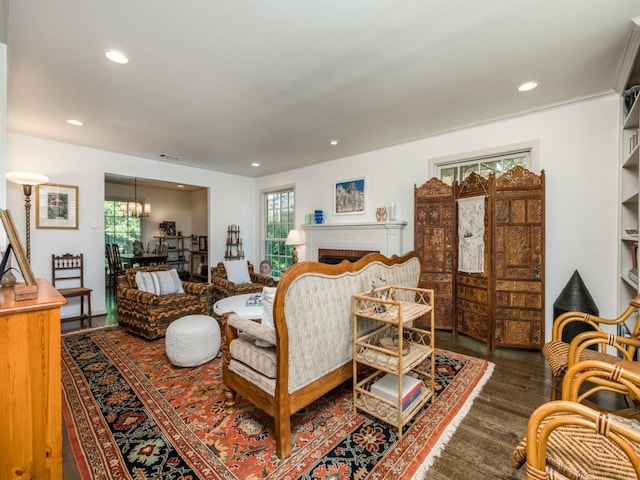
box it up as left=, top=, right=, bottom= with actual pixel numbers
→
left=0, top=279, right=66, bottom=479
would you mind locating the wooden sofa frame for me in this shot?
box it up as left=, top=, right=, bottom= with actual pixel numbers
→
left=221, top=251, right=421, bottom=458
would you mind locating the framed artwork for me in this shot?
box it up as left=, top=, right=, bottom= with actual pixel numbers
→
left=334, top=177, right=366, bottom=215
left=36, top=183, right=78, bottom=229
left=0, top=209, right=36, bottom=285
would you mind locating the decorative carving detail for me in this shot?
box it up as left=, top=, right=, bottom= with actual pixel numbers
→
left=415, top=177, right=452, bottom=197
left=495, top=165, right=544, bottom=188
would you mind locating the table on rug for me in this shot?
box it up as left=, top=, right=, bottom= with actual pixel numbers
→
left=121, top=253, right=168, bottom=267
left=213, top=293, right=263, bottom=319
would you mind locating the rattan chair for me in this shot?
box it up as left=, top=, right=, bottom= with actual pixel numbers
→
left=542, top=294, right=640, bottom=401
left=512, top=361, right=640, bottom=479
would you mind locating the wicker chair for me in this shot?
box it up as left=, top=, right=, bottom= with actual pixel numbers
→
left=512, top=361, right=640, bottom=479
left=542, top=294, right=640, bottom=401
left=210, top=261, right=276, bottom=303
left=116, top=264, right=213, bottom=340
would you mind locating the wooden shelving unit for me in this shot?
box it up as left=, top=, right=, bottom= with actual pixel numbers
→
left=225, top=225, right=244, bottom=260
left=154, top=235, right=189, bottom=275
left=352, top=286, right=435, bottom=437
left=618, top=22, right=640, bottom=338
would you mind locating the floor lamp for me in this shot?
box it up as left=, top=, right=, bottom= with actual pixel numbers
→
left=7, top=171, right=50, bottom=262
left=285, top=229, right=304, bottom=264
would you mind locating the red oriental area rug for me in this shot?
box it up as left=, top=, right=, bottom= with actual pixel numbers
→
left=62, top=327, right=493, bottom=479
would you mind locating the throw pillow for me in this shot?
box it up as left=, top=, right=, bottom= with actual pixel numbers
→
left=136, top=269, right=185, bottom=296
left=255, top=286, right=277, bottom=347
left=223, top=260, right=251, bottom=285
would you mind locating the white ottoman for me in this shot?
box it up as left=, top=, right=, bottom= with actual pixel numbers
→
left=165, top=315, right=221, bottom=367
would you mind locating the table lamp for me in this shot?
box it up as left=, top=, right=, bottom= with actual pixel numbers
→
left=285, top=229, right=304, bottom=264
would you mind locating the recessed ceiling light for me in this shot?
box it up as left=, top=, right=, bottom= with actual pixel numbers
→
left=329, top=139, right=340, bottom=146
left=251, top=162, right=260, bottom=167
left=105, top=49, right=129, bottom=64
left=67, top=119, right=84, bottom=126
left=518, top=81, right=538, bottom=92
left=176, top=184, right=184, bottom=188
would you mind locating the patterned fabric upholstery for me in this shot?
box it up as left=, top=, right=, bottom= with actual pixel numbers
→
left=117, top=264, right=213, bottom=340
left=210, top=261, right=276, bottom=302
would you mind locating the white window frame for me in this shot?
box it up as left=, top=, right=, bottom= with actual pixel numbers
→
left=260, top=184, right=295, bottom=278
left=429, top=140, right=540, bottom=185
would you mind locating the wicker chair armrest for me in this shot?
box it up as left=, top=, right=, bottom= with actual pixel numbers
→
left=562, top=359, right=640, bottom=403
left=551, top=310, right=604, bottom=341
left=567, top=331, right=640, bottom=367
left=553, top=295, right=640, bottom=341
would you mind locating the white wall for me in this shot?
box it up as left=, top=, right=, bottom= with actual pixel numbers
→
left=6, top=134, right=256, bottom=317
left=4, top=94, right=621, bottom=341
left=256, top=94, right=621, bottom=339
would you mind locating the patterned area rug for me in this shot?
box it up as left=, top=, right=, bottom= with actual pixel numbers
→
left=62, top=327, right=493, bottom=479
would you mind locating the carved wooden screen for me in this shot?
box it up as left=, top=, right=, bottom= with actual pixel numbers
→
left=454, top=173, right=494, bottom=348
left=492, top=166, right=545, bottom=349
left=414, top=178, right=455, bottom=330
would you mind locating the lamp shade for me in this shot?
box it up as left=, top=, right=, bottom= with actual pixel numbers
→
left=6, top=171, right=49, bottom=186
left=285, top=229, right=304, bottom=246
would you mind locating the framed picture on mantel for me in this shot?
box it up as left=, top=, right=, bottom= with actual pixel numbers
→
left=334, top=177, right=366, bottom=216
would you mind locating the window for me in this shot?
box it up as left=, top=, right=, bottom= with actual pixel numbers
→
left=263, top=188, right=295, bottom=277
left=104, top=200, right=142, bottom=254
left=435, top=150, right=529, bottom=185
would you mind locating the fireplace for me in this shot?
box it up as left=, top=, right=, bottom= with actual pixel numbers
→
left=318, top=248, right=379, bottom=264
left=302, top=221, right=407, bottom=262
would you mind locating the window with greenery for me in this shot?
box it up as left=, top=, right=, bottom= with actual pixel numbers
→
left=264, top=189, right=295, bottom=278
left=436, top=151, right=529, bottom=185
left=104, top=200, right=142, bottom=254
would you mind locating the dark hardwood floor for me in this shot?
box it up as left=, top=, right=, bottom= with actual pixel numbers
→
left=61, top=290, right=545, bottom=479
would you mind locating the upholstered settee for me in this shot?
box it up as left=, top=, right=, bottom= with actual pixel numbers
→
left=221, top=251, right=422, bottom=458
left=117, top=264, right=213, bottom=340
left=210, top=260, right=276, bottom=302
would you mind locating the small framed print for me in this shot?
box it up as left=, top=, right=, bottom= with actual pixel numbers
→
left=36, top=183, right=78, bottom=229
left=334, top=177, right=366, bottom=215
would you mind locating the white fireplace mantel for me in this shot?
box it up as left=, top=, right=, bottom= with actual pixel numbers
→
left=301, top=221, right=407, bottom=261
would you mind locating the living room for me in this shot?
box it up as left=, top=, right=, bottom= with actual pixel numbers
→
left=2, top=3, right=640, bottom=479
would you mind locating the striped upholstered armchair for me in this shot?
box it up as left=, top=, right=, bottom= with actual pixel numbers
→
left=116, top=264, right=213, bottom=340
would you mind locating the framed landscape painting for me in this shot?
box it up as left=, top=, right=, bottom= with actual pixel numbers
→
left=334, top=177, right=366, bottom=215
left=36, top=183, right=78, bottom=229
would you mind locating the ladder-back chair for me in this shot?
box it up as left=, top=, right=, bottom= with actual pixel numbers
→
left=52, top=253, right=92, bottom=327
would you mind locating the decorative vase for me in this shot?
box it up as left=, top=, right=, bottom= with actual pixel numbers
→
left=376, top=207, right=387, bottom=222
left=314, top=210, right=324, bottom=224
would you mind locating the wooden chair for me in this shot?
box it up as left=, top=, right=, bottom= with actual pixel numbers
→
left=52, top=253, right=92, bottom=327
left=542, top=293, right=640, bottom=401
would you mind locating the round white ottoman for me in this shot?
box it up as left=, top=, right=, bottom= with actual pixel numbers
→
left=165, top=315, right=221, bottom=367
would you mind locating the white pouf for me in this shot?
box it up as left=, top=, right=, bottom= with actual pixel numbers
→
left=165, top=315, right=221, bottom=367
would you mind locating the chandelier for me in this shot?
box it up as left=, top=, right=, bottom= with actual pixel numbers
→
left=120, top=178, right=151, bottom=217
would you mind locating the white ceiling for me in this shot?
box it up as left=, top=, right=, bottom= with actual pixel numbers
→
left=4, top=1, right=640, bottom=178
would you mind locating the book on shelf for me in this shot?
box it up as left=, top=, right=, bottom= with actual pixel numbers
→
left=245, top=293, right=263, bottom=306
left=370, top=373, right=422, bottom=411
